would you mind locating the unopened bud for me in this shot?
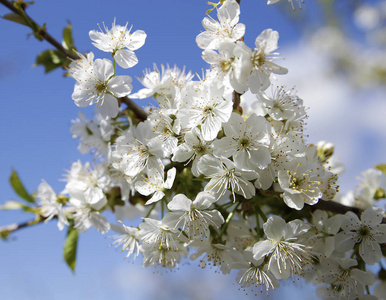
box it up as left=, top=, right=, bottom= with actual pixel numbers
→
left=374, top=187, right=386, bottom=200
left=316, top=140, right=334, bottom=163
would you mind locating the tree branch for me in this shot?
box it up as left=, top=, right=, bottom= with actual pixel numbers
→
left=0, top=216, right=46, bottom=238
left=313, top=199, right=386, bottom=223
left=120, top=97, right=148, bottom=121
left=0, top=0, right=78, bottom=60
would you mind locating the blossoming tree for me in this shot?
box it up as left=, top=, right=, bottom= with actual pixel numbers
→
left=1, top=0, right=386, bottom=298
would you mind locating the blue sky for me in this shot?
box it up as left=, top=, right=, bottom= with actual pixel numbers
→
left=0, top=0, right=384, bottom=299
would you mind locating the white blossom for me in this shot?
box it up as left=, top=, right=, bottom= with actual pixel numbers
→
left=89, top=19, right=146, bottom=69
left=213, top=112, right=271, bottom=170
left=177, top=83, right=232, bottom=141
left=196, top=0, right=245, bottom=50
left=245, top=29, right=288, bottom=92
left=64, top=160, right=109, bottom=210
left=36, top=180, right=68, bottom=230
left=70, top=54, right=133, bottom=118
left=198, top=155, right=258, bottom=200
left=135, top=168, right=176, bottom=205
left=162, top=192, right=224, bottom=239
left=253, top=216, right=311, bottom=280
left=336, top=207, right=386, bottom=265
left=110, top=222, right=141, bottom=260
left=172, top=127, right=213, bottom=177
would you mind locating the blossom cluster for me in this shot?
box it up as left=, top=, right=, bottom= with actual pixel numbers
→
left=29, top=1, right=386, bottom=299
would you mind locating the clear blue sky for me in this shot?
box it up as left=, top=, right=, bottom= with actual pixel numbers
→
left=0, top=0, right=381, bottom=299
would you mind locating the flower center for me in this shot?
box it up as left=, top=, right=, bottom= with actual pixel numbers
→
left=252, top=51, right=266, bottom=67
left=95, top=81, right=108, bottom=95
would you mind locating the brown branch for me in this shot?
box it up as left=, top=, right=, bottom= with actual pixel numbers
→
left=120, top=97, right=148, bottom=121
left=0, top=216, right=46, bottom=238
left=0, top=0, right=78, bottom=60
left=232, top=90, right=241, bottom=111
left=313, top=199, right=386, bottom=224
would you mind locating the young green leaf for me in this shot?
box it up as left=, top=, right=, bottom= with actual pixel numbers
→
left=64, top=225, right=79, bottom=272
left=35, top=49, right=66, bottom=73
left=9, top=170, right=35, bottom=203
left=63, top=23, right=75, bottom=51
left=2, top=13, right=27, bottom=26
left=375, top=164, right=386, bottom=175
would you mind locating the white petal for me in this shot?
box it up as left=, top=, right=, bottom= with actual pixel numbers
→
left=125, top=30, right=147, bottom=50
left=95, top=93, right=119, bottom=118
left=359, top=239, right=382, bottom=265
left=168, top=194, right=192, bottom=211
left=90, top=212, right=110, bottom=234
left=164, top=168, right=176, bottom=189
left=114, top=49, right=138, bottom=69
left=145, top=191, right=165, bottom=205
left=253, top=240, right=274, bottom=260
left=263, top=216, right=286, bottom=241
left=108, top=76, right=133, bottom=97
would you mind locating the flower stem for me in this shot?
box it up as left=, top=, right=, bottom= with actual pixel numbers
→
left=255, top=204, right=267, bottom=223
left=219, top=202, right=241, bottom=238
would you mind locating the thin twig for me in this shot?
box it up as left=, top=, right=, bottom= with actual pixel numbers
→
left=0, top=0, right=78, bottom=60
left=120, top=97, right=148, bottom=121
left=0, top=216, right=46, bottom=236
left=313, top=199, right=386, bottom=223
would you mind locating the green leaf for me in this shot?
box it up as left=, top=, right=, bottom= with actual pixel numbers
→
left=2, top=13, right=27, bottom=26
left=64, top=226, right=79, bottom=272
left=375, top=164, right=386, bottom=175
left=9, top=170, right=35, bottom=203
left=35, top=49, right=66, bottom=73
left=63, top=23, right=75, bottom=51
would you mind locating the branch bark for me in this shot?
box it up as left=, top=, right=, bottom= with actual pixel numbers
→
left=0, top=216, right=46, bottom=237
left=0, top=0, right=78, bottom=60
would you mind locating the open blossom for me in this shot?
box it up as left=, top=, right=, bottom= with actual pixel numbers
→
left=36, top=180, right=68, bottom=230
left=234, top=249, right=279, bottom=294
left=110, top=222, right=141, bottom=260
left=89, top=19, right=146, bottom=69
left=139, top=218, right=182, bottom=251
left=196, top=0, right=245, bottom=50
left=172, top=127, right=213, bottom=177
left=64, top=160, right=109, bottom=210
left=69, top=194, right=110, bottom=234
left=245, top=29, right=288, bottom=92
left=213, top=112, right=271, bottom=170
left=355, top=168, right=384, bottom=208
left=253, top=216, right=311, bottom=280
left=202, top=41, right=251, bottom=93
left=336, top=207, right=386, bottom=265
left=70, top=53, right=133, bottom=118
left=177, top=83, right=232, bottom=141
left=71, top=111, right=113, bottom=155
left=135, top=168, right=176, bottom=205
left=277, top=151, right=335, bottom=210
left=132, top=64, right=194, bottom=112
left=198, top=155, right=258, bottom=200
left=258, top=86, right=305, bottom=121
left=317, top=258, right=376, bottom=300
left=162, top=192, right=224, bottom=239
left=190, top=238, right=239, bottom=274
left=111, top=121, right=165, bottom=177
left=148, top=112, right=180, bottom=156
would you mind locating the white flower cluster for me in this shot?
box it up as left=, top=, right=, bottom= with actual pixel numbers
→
left=33, top=1, right=386, bottom=298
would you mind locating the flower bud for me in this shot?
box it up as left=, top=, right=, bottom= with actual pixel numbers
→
left=316, top=140, right=334, bottom=163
